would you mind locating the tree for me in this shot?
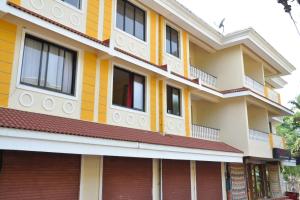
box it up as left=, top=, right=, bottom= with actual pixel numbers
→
left=277, top=95, right=300, bottom=180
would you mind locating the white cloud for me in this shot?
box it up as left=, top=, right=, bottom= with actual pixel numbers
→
left=178, top=0, right=300, bottom=108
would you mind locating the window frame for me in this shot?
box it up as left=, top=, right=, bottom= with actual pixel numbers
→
left=166, top=85, right=181, bottom=116
left=112, top=66, right=146, bottom=112
left=61, top=0, right=81, bottom=9
left=116, top=0, right=147, bottom=41
left=20, top=34, right=78, bottom=96
left=165, top=24, right=180, bottom=58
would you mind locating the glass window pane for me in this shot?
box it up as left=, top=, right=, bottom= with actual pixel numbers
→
left=133, top=75, right=144, bottom=110
left=171, top=29, right=179, bottom=57
left=166, top=26, right=171, bottom=54
left=172, top=88, right=180, bottom=115
left=39, top=44, right=49, bottom=86
left=63, top=0, right=80, bottom=8
left=167, top=86, right=173, bottom=114
left=21, top=37, right=42, bottom=86
left=135, top=8, right=145, bottom=40
left=46, top=46, right=62, bottom=90
left=116, top=0, right=125, bottom=30
left=125, top=3, right=134, bottom=35
left=113, top=68, right=131, bottom=108
left=62, top=51, right=74, bottom=94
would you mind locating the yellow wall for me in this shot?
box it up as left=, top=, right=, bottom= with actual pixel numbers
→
left=150, top=75, right=157, bottom=131
left=98, top=59, right=109, bottom=123
left=182, top=31, right=189, bottom=78
left=86, top=0, right=100, bottom=38
left=184, top=88, right=191, bottom=137
left=158, top=80, right=165, bottom=133
left=7, top=0, right=20, bottom=5
left=150, top=11, right=158, bottom=65
left=102, top=0, right=113, bottom=41
left=81, top=52, right=97, bottom=121
left=158, top=15, right=164, bottom=66
left=0, top=20, right=17, bottom=107
left=80, top=155, right=101, bottom=200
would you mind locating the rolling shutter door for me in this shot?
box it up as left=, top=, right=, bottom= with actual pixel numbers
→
left=0, top=150, right=81, bottom=200
left=162, top=160, right=191, bottom=200
left=196, top=161, right=222, bottom=200
left=102, top=156, right=152, bottom=200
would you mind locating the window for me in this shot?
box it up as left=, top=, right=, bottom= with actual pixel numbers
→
left=116, top=0, right=146, bottom=41
left=167, top=85, right=181, bottom=116
left=20, top=35, right=77, bottom=95
left=112, top=67, right=145, bottom=111
left=166, top=25, right=180, bottom=57
left=61, top=0, right=81, bottom=9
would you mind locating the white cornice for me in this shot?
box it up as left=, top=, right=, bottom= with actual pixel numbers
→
left=266, top=77, right=288, bottom=89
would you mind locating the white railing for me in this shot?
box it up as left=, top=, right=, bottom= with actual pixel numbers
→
left=192, top=124, right=220, bottom=141
left=266, top=87, right=281, bottom=103
left=244, top=76, right=264, bottom=95
left=273, top=134, right=284, bottom=149
left=249, top=129, right=269, bottom=142
left=190, top=65, right=217, bottom=88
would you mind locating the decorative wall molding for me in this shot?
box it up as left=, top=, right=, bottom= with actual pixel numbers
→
left=62, top=101, right=75, bottom=114
left=19, top=92, right=34, bottom=107
left=42, top=96, right=55, bottom=111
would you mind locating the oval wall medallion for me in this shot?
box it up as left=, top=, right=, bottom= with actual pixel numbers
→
left=19, top=92, right=34, bottom=107
left=70, top=14, right=80, bottom=26
left=126, top=114, right=134, bottom=125
left=115, top=35, right=125, bottom=47
left=30, top=0, right=44, bottom=10
left=42, top=97, right=55, bottom=111
left=52, top=5, right=64, bottom=19
left=112, top=112, right=121, bottom=123
left=168, top=120, right=175, bottom=130
left=138, top=117, right=146, bottom=127
left=128, top=42, right=135, bottom=52
left=62, top=101, right=75, bottom=114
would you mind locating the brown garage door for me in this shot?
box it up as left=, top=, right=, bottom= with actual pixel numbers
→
left=102, top=156, right=152, bottom=200
left=196, top=161, right=222, bottom=200
left=0, top=150, right=81, bottom=200
left=162, top=160, right=191, bottom=200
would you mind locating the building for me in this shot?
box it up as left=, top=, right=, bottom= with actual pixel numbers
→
left=0, top=0, right=296, bottom=199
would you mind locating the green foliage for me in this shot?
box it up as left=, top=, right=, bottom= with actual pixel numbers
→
left=277, top=95, right=300, bottom=180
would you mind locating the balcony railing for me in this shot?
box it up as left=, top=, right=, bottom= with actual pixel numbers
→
left=191, top=124, right=220, bottom=141
left=265, top=86, right=281, bottom=103
left=249, top=129, right=269, bottom=142
left=244, top=76, right=264, bottom=95
left=190, top=65, right=217, bottom=88
left=272, top=134, right=285, bottom=149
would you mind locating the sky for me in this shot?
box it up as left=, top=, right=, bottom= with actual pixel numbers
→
left=178, top=0, right=300, bottom=108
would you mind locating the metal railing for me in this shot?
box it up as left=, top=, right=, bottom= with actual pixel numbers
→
left=273, top=134, right=284, bottom=149
left=190, top=65, right=217, bottom=88
left=249, top=129, right=269, bottom=142
left=191, top=124, right=220, bottom=141
left=244, top=76, right=264, bottom=95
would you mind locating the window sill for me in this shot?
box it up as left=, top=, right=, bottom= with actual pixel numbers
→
left=54, top=0, right=83, bottom=13
left=111, top=104, right=149, bottom=115
left=166, top=113, right=183, bottom=120
left=16, top=83, right=79, bottom=101
left=114, top=28, right=148, bottom=45
left=164, top=51, right=182, bottom=62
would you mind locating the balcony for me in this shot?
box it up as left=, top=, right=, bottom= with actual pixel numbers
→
left=248, top=129, right=269, bottom=142
left=265, top=86, right=281, bottom=103
left=244, top=76, right=264, bottom=95
left=191, top=124, right=220, bottom=142
left=271, top=134, right=285, bottom=149
left=190, top=65, right=217, bottom=88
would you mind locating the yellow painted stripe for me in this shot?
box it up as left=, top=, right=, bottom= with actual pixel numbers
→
left=150, top=11, right=158, bottom=64
left=86, top=0, right=100, bottom=38
left=264, top=86, right=269, bottom=97
left=0, top=20, right=17, bottom=107
left=98, top=59, right=109, bottom=123
left=102, top=0, right=113, bottom=40
left=158, top=15, right=164, bottom=65
left=81, top=52, right=97, bottom=121
left=269, top=133, right=274, bottom=149
left=184, top=88, right=191, bottom=137
left=182, top=31, right=189, bottom=78
left=150, top=75, right=157, bottom=131
left=8, top=0, right=20, bottom=5
left=158, top=80, right=165, bottom=133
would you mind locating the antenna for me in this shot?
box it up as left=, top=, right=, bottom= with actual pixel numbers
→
left=218, top=18, right=226, bottom=33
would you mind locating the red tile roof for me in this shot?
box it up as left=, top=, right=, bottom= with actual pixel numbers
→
left=0, top=107, right=242, bottom=153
